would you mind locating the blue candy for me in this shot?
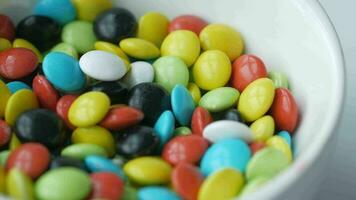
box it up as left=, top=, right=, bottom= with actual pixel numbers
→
left=6, top=81, right=31, bottom=94
left=138, top=186, right=181, bottom=200
left=34, top=0, right=76, bottom=25
left=171, top=84, right=195, bottom=126
left=154, top=110, right=175, bottom=147
left=84, top=155, right=126, bottom=180
left=277, top=131, right=292, bottom=147
left=43, top=52, right=86, bottom=92
left=200, top=138, right=251, bottom=176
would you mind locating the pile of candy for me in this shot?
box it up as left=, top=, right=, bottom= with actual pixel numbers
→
left=0, top=0, right=299, bottom=200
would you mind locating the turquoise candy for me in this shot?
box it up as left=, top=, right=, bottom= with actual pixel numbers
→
left=277, top=131, right=292, bottom=147
left=34, top=0, right=76, bottom=25
left=6, top=81, right=31, bottom=94
left=200, top=138, right=251, bottom=176
left=43, top=52, right=86, bottom=92
left=171, top=84, right=195, bottom=126
left=154, top=110, right=175, bottom=147
left=85, top=155, right=126, bottom=180
left=138, top=186, right=181, bottom=200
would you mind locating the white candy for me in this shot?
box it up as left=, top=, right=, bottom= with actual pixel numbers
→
left=122, top=61, right=154, bottom=88
left=203, top=120, right=253, bottom=143
left=79, top=50, right=127, bottom=81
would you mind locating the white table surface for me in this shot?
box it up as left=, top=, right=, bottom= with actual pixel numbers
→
left=317, top=0, right=356, bottom=199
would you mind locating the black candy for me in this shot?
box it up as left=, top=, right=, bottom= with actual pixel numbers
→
left=87, top=81, right=128, bottom=104
left=115, top=126, right=159, bottom=158
left=16, top=15, right=61, bottom=51
left=93, top=8, right=137, bottom=43
left=213, top=108, right=245, bottom=123
left=15, top=109, right=67, bottom=149
left=50, top=156, right=88, bottom=171
left=128, top=83, right=171, bottom=125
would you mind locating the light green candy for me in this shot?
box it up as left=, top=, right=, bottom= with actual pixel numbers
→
left=240, top=176, right=270, bottom=196
left=62, top=21, right=97, bottom=54
left=246, top=147, right=290, bottom=181
left=61, top=143, right=108, bottom=160
left=0, top=150, right=10, bottom=166
left=268, top=71, right=289, bottom=89
left=122, top=185, right=138, bottom=200
left=35, top=167, right=91, bottom=200
left=174, top=126, right=192, bottom=136
left=51, top=43, right=79, bottom=59
left=6, top=168, right=35, bottom=200
left=199, top=87, right=239, bottom=112
left=153, top=56, right=189, bottom=93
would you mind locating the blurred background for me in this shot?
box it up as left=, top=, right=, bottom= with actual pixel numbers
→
left=317, top=0, right=356, bottom=199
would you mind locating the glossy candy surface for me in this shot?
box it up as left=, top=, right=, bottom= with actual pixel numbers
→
left=32, top=75, right=59, bottom=111
left=7, top=81, right=31, bottom=94
left=169, top=15, right=208, bottom=35
left=120, top=38, right=160, bottom=59
left=138, top=12, right=169, bottom=47
left=171, top=84, right=195, bottom=126
left=72, top=0, right=112, bottom=21
left=88, top=81, right=128, bottom=104
left=90, top=172, right=124, bottom=200
left=138, top=186, right=181, bottom=200
left=191, top=107, right=213, bottom=136
left=85, top=155, right=126, bottom=179
left=6, top=168, right=35, bottom=200
left=56, top=95, right=78, bottom=129
left=250, top=115, right=275, bottom=142
left=0, top=120, right=11, bottom=147
left=0, top=14, right=15, bottom=41
left=34, top=0, right=76, bottom=25
left=154, top=110, right=175, bottom=147
left=122, top=61, right=154, bottom=88
left=203, top=120, right=253, bottom=143
left=199, top=87, right=239, bottom=112
left=100, top=106, right=144, bottom=130
left=61, top=21, right=97, bottom=53
left=50, top=156, right=87, bottom=171
left=0, top=80, right=11, bottom=118
left=61, top=143, right=108, bottom=159
left=13, top=38, right=43, bottom=62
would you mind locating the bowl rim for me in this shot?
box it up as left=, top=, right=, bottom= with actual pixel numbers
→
left=241, top=0, right=346, bottom=199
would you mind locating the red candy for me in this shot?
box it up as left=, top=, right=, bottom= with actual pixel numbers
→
left=5, top=143, right=50, bottom=179
left=100, top=106, right=144, bottom=130
left=191, top=107, right=213, bottom=136
left=0, top=14, right=15, bottom=41
left=56, top=95, right=78, bottom=130
left=162, top=135, right=209, bottom=165
left=169, top=15, right=208, bottom=35
left=230, top=54, right=267, bottom=92
left=0, top=120, right=11, bottom=146
left=33, top=75, right=59, bottom=111
left=172, top=163, right=204, bottom=200
left=0, top=48, right=38, bottom=79
left=270, top=88, right=299, bottom=133
left=89, top=172, right=124, bottom=200
left=249, top=142, right=266, bottom=155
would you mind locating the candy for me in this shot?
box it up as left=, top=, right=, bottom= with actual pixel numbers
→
left=0, top=48, right=38, bottom=79
left=0, top=80, right=11, bottom=118
left=14, top=109, right=66, bottom=149
left=250, top=115, right=275, bottom=141
left=250, top=142, right=266, bottom=155
left=0, top=38, right=12, bottom=51
left=240, top=176, right=270, bottom=195
left=199, top=87, right=239, bottom=112
left=85, top=155, right=126, bottom=180
left=266, top=136, right=293, bottom=162
left=169, top=15, right=208, bottom=35
left=88, top=81, right=128, bottom=104
left=0, top=120, right=11, bottom=147
left=0, top=166, right=5, bottom=193
left=51, top=42, right=78, bottom=59
left=200, top=24, right=244, bottom=61
left=203, top=120, right=253, bottom=143
left=6, top=143, right=50, bottom=179
left=187, top=83, right=201, bottom=105
left=50, top=156, right=87, bottom=171
left=95, top=41, right=129, bottom=61
left=100, top=106, right=144, bottom=130
left=0, top=14, right=15, bottom=41
left=7, top=81, right=31, bottom=94
left=213, top=108, right=244, bottom=122
left=154, top=111, right=175, bottom=147
left=200, top=138, right=251, bottom=176
left=90, top=172, right=124, bottom=200
left=268, top=71, right=289, bottom=89
left=61, top=143, right=108, bottom=159
left=198, top=168, right=244, bottom=200
left=174, top=127, right=192, bottom=136
left=56, top=95, right=78, bottom=129
left=161, top=30, right=200, bottom=66
left=238, top=78, right=275, bottom=122
left=35, top=167, right=91, bottom=200
left=120, top=38, right=160, bottom=59
left=193, top=50, right=232, bottom=90
left=94, top=8, right=137, bottom=43
left=72, top=0, right=112, bottom=22
left=277, top=131, right=292, bottom=147
left=138, top=12, right=169, bottom=47
left=191, top=107, right=213, bottom=136
left=16, top=16, right=61, bottom=51
left=61, top=21, right=97, bottom=53
left=171, top=84, right=195, bottom=126
left=9, top=135, right=21, bottom=151
left=122, top=61, right=155, bottom=88
left=138, top=186, right=181, bottom=200
left=123, top=156, right=172, bottom=185
left=13, top=38, right=43, bottom=62
left=32, top=75, right=59, bottom=111
left=34, top=0, right=76, bottom=25
left=0, top=151, right=10, bottom=166
left=6, top=168, right=35, bottom=200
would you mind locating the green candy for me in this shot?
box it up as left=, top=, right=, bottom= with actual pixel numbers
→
left=153, top=56, right=189, bottom=93
left=246, top=147, right=290, bottom=181
left=174, top=126, right=192, bottom=136
left=61, top=143, right=108, bottom=160
left=122, top=185, right=138, bottom=200
left=51, top=42, right=79, bottom=59
left=7, top=169, right=35, bottom=200
left=199, top=87, right=239, bottom=112
left=240, top=176, right=270, bottom=195
left=62, top=21, right=97, bottom=54
left=35, top=167, right=91, bottom=200
left=0, top=150, right=9, bottom=166
left=268, top=71, right=289, bottom=89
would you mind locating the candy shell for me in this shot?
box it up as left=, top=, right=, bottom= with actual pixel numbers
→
left=6, top=81, right=31, bottom=94
left=277, top=131, right=292, bottom=147
left=72, top=0, right=112, bottom=21
left=88, top=81, right=128, bottom=105
left=203, top=120, right=253, bottom=143
left=0, top=120, right=11, bottom=147
left=51, top=42, right=78, bottom=59
left=250, top=115, right=275, bottom=142
left=171, top=84, right=195, bottom=126
left=154, top=111, right=175, bottom=147
left=120, top=38, right=160, bottom=59
left=240, top=176, right=270, bottom=195
left=90, top=172, right=124, bottom=200
left=56, top=95, right=78, bottom=129
left=138, top=186, right=181, bottom=200
left=6, top=168, right=35, bottom=200
left=95, top=41, right=129, bottom=61
left=199, top=87, right=239, bottom=112
left=32, top=75, right=59, bottom=111
left=137, top=12, right=169, bottom=47
left=268, top=71, right=289, bottom=89
left=169, top=15, right=208, bottom=35
left=250, top=142, right=266, bottom=155
left=0, top=14, right=15, bottom=41
left=34, top=0, right=76, bottom=25
left=0, top=79, right=11, bottom=118
left=122, top=61, right=154, bottom=88
left=9, top=134, right=21, bottom=151
left=13, top=38, right=43, bottom=62
left=61, top=143, right=108, bottom=159
left=0, top=166, right=5, bottom=193
left=187, top=83, right=201, bottom=105
left=191, top=107, right=213, bottom=136
left=79, top=50, right=127, bottom=81
left=266, top=135, right=293, bottom=162
left=100, top=106, right=144, bottom=130
left=198, top=168, right=244, bottom=200
left=0, top=150, right=10, bottom=166
left=213, top=108, right=244, bottom=122
left=174, top=127, right=192, bottom=136
left=0, top=38, right=12, bottom=51
left=85, top=155, right=126, bottom=180
left=50, top=156, right=87, bottom=171
left=200, top=138, right=251, bottom=175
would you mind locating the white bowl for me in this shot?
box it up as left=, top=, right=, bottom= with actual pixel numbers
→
left=0, top=0, right=345, bottom=199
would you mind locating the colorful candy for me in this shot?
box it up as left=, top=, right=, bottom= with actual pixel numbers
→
left=0, top=14, right=15, bottom=41
left=61, top=21, right=97, bottom=53
left=199, top=87, right=239, bottom=112
left=90, top=172, right=124, bottom=200
left=34, top=0, right=77, bottom=25
left=169, top=15, right=208, bottom=35
left=203, top=120, right=253, bottom=143
left=138, top=12, right=169, bottom=47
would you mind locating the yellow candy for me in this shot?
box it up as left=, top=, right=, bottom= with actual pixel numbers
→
left=0, top=38, right=12, bottom=51
left=250, top=115, right=275, bottom=141
left=68, top=91, right=110, bottom=127
left=161, top=30, right=200, bottom=66
left=72, top=0, right=112, bottom=21
left=266, top=136, right=293, bottom=162
left=123, top=156, right=172, bottom=185
left=0, top=79, right=11, bottom=118
left=13, top=38, right=43, bottom=62
left=188, top=82, right=201, bottom=105
left=238, top=78, right=275, bottom=122
left=6, top=168, right=35, bottom=200
left=137, top=12, right=169, bottom=47
left=120, top=38, right=160, bottom=59
left=193, top=50, right=231, bottom=90
left=10, top=134, right=21, bottom=151
left=5, top=89, right=39, bottom=126
left=200, top=24, right=244, bottom=61
left=0, top=166, right=5, bottom=193
left=72, top=126, right=115, bottom=157
left=198, top=168, right=244, bottom=200
left=95, top=41, right=129, bottom=61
